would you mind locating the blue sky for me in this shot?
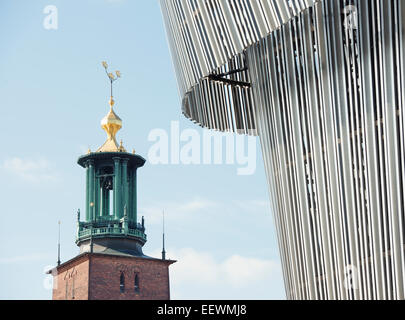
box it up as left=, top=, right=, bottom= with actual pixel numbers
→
left=0, top=0, right=285, bottom=299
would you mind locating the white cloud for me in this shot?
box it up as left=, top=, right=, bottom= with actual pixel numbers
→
left=150, top=247, right=284, bottom=299
left=169, top=248, right=280, bottom=287
left=222, top=255, right=278, bottom=287
left=167, top=248, right=220, bottom=284
left=141, top=198, right=271, bottom=225
left=140, top=199, right=216, bottom=224
left=233, top=199, right=271, bottom=212
left=2, top=157, right=59, bottom=182
left=177, top=199, right=214, bottom=212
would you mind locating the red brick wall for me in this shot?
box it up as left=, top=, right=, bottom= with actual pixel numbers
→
left=52, top=253, right=172, bottom=300
left=89, top=255, right=171, bottom=300
left=52, top=255, right=89, bottom=300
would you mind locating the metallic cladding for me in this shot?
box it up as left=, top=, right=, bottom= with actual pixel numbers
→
left=160, top=0, right=318, bottom=134
left=161, top=0, right=405, bottom=299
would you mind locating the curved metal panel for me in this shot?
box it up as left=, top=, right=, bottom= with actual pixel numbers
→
left=161, top=0, right=405, bottom=300
left=160, top=0, right=318, bottom=134
left=246, top=0, right=405, bottom=299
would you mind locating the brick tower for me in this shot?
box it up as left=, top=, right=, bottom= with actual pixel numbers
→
left=48, top=62, right=175, bottom=300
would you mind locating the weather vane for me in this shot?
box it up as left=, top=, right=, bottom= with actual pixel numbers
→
left=101, top=61, right=121, bottom=105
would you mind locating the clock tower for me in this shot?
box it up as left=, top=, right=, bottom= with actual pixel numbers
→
left=47, top=63, right=175, bottom=300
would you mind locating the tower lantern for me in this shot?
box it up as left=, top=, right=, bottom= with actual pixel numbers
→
left=76, top=62, right=147, bottom=255
left=47, top=63, right=175, bottom=300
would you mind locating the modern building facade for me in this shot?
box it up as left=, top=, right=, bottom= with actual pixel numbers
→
left=48, top=68, right=175, bottom=300
left=160, top=0, right=405, bottom=299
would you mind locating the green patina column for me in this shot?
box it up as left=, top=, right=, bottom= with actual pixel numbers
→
left=122, top=159, right=129, bottom=219
left=131, top=170, right=137, bottom=222
left=85, top=162, right=90, bottom=222
left=128, top=170, right=133, bottom=221
left=88, top=160, right=95, bottom=221
left=94, top=171, right=100, bottom=218
left=113, top=157, right=121, bottom=219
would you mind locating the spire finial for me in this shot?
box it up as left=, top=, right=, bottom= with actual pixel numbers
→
left=119, top=139, right=125, bottom=152
left=109, top=97, right=115, bottom=109
left=97, top=62, right=125, bottom=153
left=102, top=61, right=121, bottom=104
left=162, top=210, right=166, bottom=261
left=57, top=221, right=61, bottom=266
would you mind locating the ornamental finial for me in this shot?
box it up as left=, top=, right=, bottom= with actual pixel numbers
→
left=102, top=61, right=122, bottom=105
left=97, top=62, right=126, bottom=153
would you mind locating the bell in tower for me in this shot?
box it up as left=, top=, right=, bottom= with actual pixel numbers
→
left=47, top=62, right=175, bottom=300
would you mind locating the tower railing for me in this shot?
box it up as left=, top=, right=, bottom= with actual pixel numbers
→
left=76, top=220, right=147, bottom=243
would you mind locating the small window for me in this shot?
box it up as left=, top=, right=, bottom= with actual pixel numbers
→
left=120, top=273, right=125, bottom=293
left=134, top=274, right=140, bottom=293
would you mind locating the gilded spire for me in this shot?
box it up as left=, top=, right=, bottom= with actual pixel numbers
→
left=97, top=61, right=126, bottom=153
